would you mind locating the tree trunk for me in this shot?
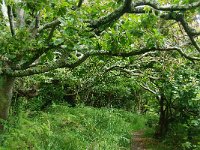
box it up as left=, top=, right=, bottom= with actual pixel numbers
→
left=155, top=93, right=169, bottom=138
left=0, top=76, right=15, bottom=129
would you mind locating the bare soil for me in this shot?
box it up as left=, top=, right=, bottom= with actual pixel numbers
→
left=131, top=130, right=158, bottom=150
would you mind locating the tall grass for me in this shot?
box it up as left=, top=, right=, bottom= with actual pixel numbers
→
left=0, top=105, right=146, bottom=150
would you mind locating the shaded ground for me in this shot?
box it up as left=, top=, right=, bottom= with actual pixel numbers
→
left=131, top=130, right=169, bottom=150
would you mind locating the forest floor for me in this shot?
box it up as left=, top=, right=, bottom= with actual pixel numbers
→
left=131, top=130, right=151, bottom=150
left=131, top=130, right=170, bottom=150
left=1, top=105, right=148, bottom=149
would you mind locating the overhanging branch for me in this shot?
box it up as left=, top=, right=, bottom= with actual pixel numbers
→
left=178, top=16, right=200, bottom=52
left=133, top=1, right=200, bottom=11
left=176, top=48, right=200, bottom=62
left=140, top=84, right=158, bottom=95
left=5, top=54, right=90, bottom=77
left=89, top=1, right=200, bottom=29
left=5, top=47, right=199, bottom=77
left=88, top=47, right=200, bottom=61
left=105, top=65, right=142, bottom=76
left=89, top=0, right=132, bottom=29
left=38, top=19, right=61, bottom=32
left=18, top=43, right=64, bottom=70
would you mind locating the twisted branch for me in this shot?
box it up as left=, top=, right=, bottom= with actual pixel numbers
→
left=5, top=47, right=200, bottom=77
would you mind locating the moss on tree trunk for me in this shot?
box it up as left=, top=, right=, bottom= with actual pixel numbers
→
left=0, top=76, right=15, bottom=129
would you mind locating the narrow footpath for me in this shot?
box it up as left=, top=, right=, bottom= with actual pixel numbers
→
left=131, top=130, right=157, bottom=150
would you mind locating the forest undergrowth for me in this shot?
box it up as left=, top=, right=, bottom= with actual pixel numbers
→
left=0, top=105, right=147, bottom=149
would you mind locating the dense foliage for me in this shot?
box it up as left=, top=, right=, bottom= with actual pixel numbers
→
left=0, top=0, right=200, bottom=149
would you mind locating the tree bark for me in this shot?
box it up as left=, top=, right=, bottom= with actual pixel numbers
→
left=0, top=76, right=15, bottom=129
left=155, top=93, right=169, bottom=138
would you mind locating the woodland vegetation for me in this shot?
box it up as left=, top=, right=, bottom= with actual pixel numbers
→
left=0, top=0, right=200, bottom=149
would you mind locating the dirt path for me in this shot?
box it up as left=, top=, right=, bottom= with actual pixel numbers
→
left=131, top=130, right=156, bottom=150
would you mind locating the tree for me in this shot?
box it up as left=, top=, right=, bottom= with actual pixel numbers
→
left=0, top=0, right=200, bottom=128
left=99, top=48, right=200, bottom=138
left=138, top=54, right=200, bottom=138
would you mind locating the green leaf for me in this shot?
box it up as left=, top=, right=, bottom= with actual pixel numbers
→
left=54, top=39, right=64, bottom=45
